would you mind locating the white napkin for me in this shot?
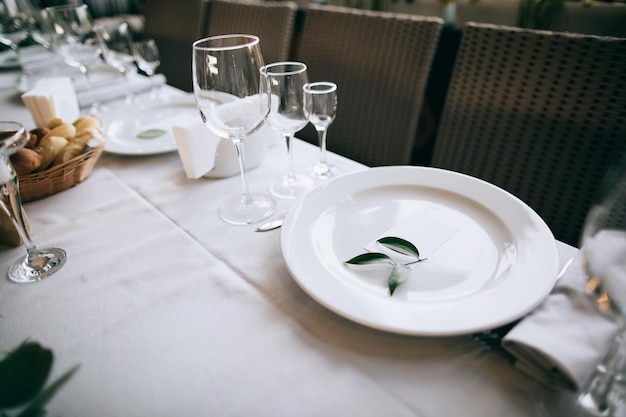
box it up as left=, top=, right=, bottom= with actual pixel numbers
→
left=502, top=233, right=624, bottom=392
left=21, top=76, right=80, bottom=128
left=172, top=118, right=272, bottom=179
left=77, top=73, right=166, bottom=108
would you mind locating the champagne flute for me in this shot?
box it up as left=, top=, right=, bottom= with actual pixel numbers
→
left=261, top=61, right=313, bottom=199
left=0, top=121, right=66, bottom=282
left=134, top=38, right=160, bottom=100
left=94, top=21, right=136, bottom=105
left=44, top=4, right=100, bottom=114
left=192, top=34, right=275, bottom=225
left=303, top=81, right=338, bottom=179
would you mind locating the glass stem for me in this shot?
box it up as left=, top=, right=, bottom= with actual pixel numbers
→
left=578, top=331, right=626, bottom=416
left=284, top=133, right=297, bottom=181
left=317, top=127, right=328, bottom=166
left=1, top=176, right=39, bottom=258
left=233, top=138, right=252, bottom=204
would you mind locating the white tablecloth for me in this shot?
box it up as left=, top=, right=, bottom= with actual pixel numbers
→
left=0, top=70, right=579, bottom=417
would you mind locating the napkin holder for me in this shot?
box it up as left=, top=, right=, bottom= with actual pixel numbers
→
left=21, top=77, right=80, bottom=128
left=173, top=119, right=274, bottom=179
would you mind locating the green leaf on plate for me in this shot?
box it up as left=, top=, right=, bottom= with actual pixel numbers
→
left=0, top=341, right=53, bottom=408
left=377, top=236, right=420, bottom=259
left=388, top=264, right=410, bottom=296
left=345, top=252, right=394, bottom=266
left=137, top=129, right=166, bottom=139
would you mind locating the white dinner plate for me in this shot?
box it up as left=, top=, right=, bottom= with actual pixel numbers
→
left=101, top=95, right=198, bottom=156
left=281, top=166, right=559, bottom=336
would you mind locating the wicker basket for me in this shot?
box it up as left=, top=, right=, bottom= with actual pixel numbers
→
left=18, top=139, right=105, bottom=203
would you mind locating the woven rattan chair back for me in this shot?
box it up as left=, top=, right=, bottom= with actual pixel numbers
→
left=431, top=23, right=626, bottom=247
left=295, top=4, right=442, bottom=166
left=203, top=0, right=297, bottom=65
left=143, top=0, right=207, bottom=91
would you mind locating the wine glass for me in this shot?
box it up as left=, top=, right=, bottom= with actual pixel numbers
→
left=303, top=81, right=338, bottom=179
left=261, top=61, right=313, bottom=199
left=134, top=38, right=160, bottom=100
left=576, top=153, right=626, bottom=416
left=44, top=4, right=100, bottom=113
left=94, top=21, right=136, bottom=105
left=0, top=121, right=66, bottom=282
left=192, top=34, right=276, bottom=225
left=535, top=153, right=626, bottom=417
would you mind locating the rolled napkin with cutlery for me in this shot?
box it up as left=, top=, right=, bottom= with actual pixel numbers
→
left=77, top=73, right=166, bottom=108
left=172, top=118, right=273, bottom=179
left=502, top=248, right=621, bottom=392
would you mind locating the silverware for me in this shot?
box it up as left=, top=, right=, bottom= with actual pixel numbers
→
left=255, top=215, right=285, bottom=232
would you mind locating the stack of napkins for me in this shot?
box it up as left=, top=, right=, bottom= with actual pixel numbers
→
left=21, top=77, right=80, bottom=128
left=502, top=232, right=624, bottom=392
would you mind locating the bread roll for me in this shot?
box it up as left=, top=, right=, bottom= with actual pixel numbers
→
left=46, top=118, right=65, bottom=129
left=53, top=128, right=95, bottom=165
left=35, top=135, right=68, bottom=171
left=44, top=123, right=76, bottom=141
left=73, top=115, right=101, bottom=134
left=10, top=148, right=42, bottom=175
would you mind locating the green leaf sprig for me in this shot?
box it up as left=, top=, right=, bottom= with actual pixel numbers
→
left=344, top=236, right=426, bottom=296
left=137, top=128, right=166, bottom=139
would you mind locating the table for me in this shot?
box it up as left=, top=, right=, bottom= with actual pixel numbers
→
left=0, top=69, right=578, bottom=416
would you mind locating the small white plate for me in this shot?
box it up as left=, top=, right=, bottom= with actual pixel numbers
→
left=101, top=95, right=198, bottom=156
left=0, top=49, right=19, bottom=69
left=281, top=166, right=559, bottom=336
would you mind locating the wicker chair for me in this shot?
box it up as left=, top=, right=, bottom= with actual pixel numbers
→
left=294, top=4, right=443, bottom=167
left=143, top=0, right=207, bottom=91
left=431, top=23, right=626, bottom=247
left=203, top=0, right=298, bottom=65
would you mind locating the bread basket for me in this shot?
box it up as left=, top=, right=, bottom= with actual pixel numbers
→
left=18, top=136, right=105, bottom=203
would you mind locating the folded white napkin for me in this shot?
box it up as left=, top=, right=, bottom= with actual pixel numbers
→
left=77, top=73, right=166, bottom=108
left=21, top=76, right=80, bottom=128
left=502, top=233, right=623, bottom=391
left=172, top=118, right=272, bottom=179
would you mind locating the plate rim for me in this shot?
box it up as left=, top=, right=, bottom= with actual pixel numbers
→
left=280, top=166, right=560, bottom=336
left=102, top=94, right=196, bottom=156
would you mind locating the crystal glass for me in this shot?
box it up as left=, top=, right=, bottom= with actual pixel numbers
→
left=134, top=38, right=160, bottom=100
left=44, top=4, right=99, bottom=113
left=261, top=61, right=313, bottom=199
left=94, top=21, right=136, bottom=105
left=192, top=34, right=275, bottom=225
left=0, top=121, right=66, bottom=282
left=303, top=81, right=338, bottom=179
left=535, top=153, right=626, bottom=417
left=576, top=153, right=626, bottom=416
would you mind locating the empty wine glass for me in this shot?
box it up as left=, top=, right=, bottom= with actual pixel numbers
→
left=303, top=81, right=338, bottom=179
left=535, top=153, right=626, bottom=417
left=44, top=4, right=100, bottom=113
left=192, top=34, right=275, bottom=225
left=94, top=21, right=136, bottom=105
left=261, top=61, right=313, bottom=199
left=134, top=38, right=160, bottom=100
left=575, top=153, right=626, bottom=416
left=0, top=121, right=66, bottom=282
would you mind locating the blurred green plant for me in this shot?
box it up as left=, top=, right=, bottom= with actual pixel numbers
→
left=0, top=341, right=78, bottom=417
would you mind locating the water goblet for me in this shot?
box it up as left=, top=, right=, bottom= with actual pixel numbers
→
left=134, top=38, right=160, bottom=100
left=44, top=4, right=100, bottom=114
left=94, top=21, right=136, bottom=105
left=0, top=121, right=66, bottom=282
left=303, top=81, right=338, bottom=179
left=192, top=34, right=276, bottom=225
left=261, top=61, right=313, bottom=199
